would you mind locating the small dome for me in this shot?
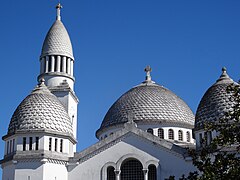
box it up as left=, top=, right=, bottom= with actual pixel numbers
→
left=195, top=68, right=238, bottom=130
left=41, top=20, right=74, bottom=59
left=7, top=80, right=73, bottom=137
left=97, top=74, right=195, bottom=135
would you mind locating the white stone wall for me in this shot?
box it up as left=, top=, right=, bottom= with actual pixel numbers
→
left=3, top=161, right=67, bottom=180
left=195, top=129, right=217, bottom=149
left=44, top=75, right=74, bottom=90
left=99, top=124, right=195, bottom=144
left=43, top=135, right=73, bottom=156
left=14, top=161, right=43, bottom=180
left=52, top=91, right=78, bottom=151
left=2, top=163, right=15, bottom=180
left=43, top=162, right=68, bottom=180
left=4, top=134, right=72, bottom=156
left=68, top=134, right=196, bottom=180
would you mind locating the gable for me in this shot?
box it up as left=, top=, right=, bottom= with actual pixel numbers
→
left=68, top=126, right=195, bottom=180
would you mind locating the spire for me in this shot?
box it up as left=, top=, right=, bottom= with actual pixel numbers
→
left=144, top=65, right=152, bottom=82
left=216, top=67, right=233, bottom=84
left=56, top=3, right=62, bottom=21
left=217, top=67, right=230, bottom=82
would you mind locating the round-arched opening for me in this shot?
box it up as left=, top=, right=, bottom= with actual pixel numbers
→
left=186, top=131, right=190, bottom=142
left=168, top=129, right=174, bottom=140
left=107, top=166, right=115, bottom=180
left=148, top=164, right=157, bottom=180
left=158, top=128, right=164, bottom=139
left=120, top=159, right=144, bottom=180
left=147, top=128, right=153, bottom=134
left=178, top=130, right=183, bottom=141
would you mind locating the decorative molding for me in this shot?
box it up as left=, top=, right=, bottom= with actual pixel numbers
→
left=78, top=137, right=123, bottom=164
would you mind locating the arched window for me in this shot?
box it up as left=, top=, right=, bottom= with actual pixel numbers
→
left=168, top=129, right=174, bottom=140
left=178, top=130, right=183, bottom=141
left=208, top=131, right=212, bottom=145
left=186, top=131, right=190, bottom=142
left=147, top=128, right=154, bottom=135
left=148, top=164, right=157, bottom=180
left=158, top=128, right=164, bottom=139
left=199, top=133, right=203, bottom=147
left=120, top=159, right=144, bottom=180
left=107, top=166, right=115, bottom=180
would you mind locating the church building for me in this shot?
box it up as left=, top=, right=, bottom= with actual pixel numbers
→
left=1, top=4, right=237, bottom=180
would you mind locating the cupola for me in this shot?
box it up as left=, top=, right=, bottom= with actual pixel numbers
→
left=194, top=67, right=238, bottom=148
left=38, top=3, right=75, bottom=89
left=96, top=66, right=195, bottom=146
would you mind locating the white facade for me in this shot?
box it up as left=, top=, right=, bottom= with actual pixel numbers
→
left=4, top=3, right=229, bottom=180
left=67, top=123, right=196, bottom=180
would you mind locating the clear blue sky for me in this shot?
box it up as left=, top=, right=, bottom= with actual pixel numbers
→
left=1, top=0, right=240, bottom=176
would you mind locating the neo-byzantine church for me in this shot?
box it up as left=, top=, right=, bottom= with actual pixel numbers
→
left=1, top=4, right=237, bottom=180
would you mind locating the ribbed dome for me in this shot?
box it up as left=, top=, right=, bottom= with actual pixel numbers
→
left=98, top=80, right=195, bottom=133
left=7, top=81, right=73, bottom=137
left=41, top=20, right=73, bottom=59
left=195, top=68, right=238, bottom=130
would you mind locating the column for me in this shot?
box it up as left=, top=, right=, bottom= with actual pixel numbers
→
left=143, top=169, right=148, bottom=180
left=62, top=56, right=66, bottom=73
left=50, top=56, right=55, bottom=72
left=45, top=56, right=49, bottom=73
left=67, top=58, right=71, bottom=74
left=70, top=60, right=74, bottom=76
left=56, top=56, right=61, bottom=72
left=114, top=170, right=121, bottom=180
left=40, top=57, right=45, bottom=74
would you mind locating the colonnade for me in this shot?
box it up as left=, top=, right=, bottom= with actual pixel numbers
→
left=40, top=55, right=74, bottom=76
left=113, top=168, right=150, bottom=180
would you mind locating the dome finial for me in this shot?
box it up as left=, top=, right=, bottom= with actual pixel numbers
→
left=219, top=67, right=229, bottom=79
left=216, top=67, right=232, bottom=83
left=38, top=78, right=45, bottom=86
left=56, top=2, right=63, bottom=21
left=222, top=67, right=227, bottom=73
left=144, top=65, right=152, bottom=81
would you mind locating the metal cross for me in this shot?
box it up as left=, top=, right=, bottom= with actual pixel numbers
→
left=144, top=65, right=152, bottom=81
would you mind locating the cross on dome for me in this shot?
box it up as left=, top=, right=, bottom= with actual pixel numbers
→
left=56, top=3, right=63, bottom=21
left=144, top=65, right=152, bottom=81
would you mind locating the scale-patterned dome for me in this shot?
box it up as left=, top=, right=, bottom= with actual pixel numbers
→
left=195, top=68, right=238, bottom=130
left=98, top=75, right=195, bottom=134
left=7, top=81, right=73, bottom=137
left=41, top=20, right=73, bottom=59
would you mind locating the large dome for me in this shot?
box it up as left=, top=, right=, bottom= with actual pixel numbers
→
left=195, top=68, right=238, bottom=130
left=6, top=80, right=73, bottom=137
left=41, top=20, right=74, bottom=59
left=97, top=71, right=195, bottom=135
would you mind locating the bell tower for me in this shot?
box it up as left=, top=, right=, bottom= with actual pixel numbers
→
left=38, top=3, right=78, bottom=149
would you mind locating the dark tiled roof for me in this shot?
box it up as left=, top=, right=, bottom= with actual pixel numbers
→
left=41, top=20, right=73, bottom=59
left=195, top=68, right=237, bottom=129
left=99, top=81, right=195, bottom=132
left=7, top=81, right=73, bottom=136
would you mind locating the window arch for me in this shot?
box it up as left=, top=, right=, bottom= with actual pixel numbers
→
left=148, top=164, right=157, bottom=180
left=147, top=128, right=153, bottom=135
left=199, top=133, right=203, bottom=147
left=158, top=128, right=164, bottom=139
left=107, top=166, right=115, bottom=180
left=120, top=159, right=144, bottom=180
left=178, top=130, right=183, bottom=141
left=168, top=129, right=174, bottom=140
left=186, top=131, right=190, bottom=142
